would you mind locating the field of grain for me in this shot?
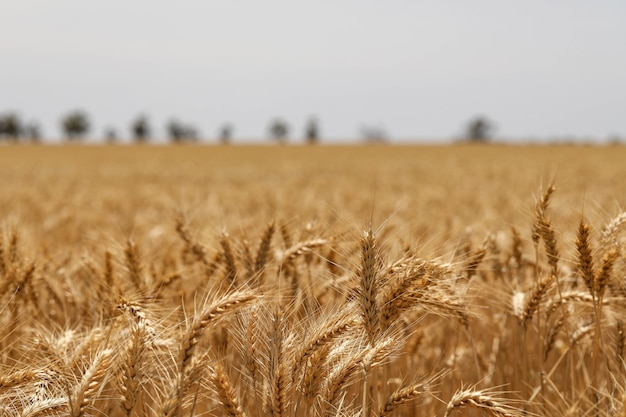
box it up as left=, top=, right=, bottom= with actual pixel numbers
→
left=1, top=144, right=626, bottom=417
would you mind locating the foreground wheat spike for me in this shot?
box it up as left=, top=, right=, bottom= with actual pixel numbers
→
left=532, top=184, right=561, bottom=280
left=180, top=290, right=258, bottom=370
left=539, top=216, right=559, bottom=279
left=466, top=241, right=487, bottom=279
left=125, top=239, right=145, bottom=292
left=377, top=381, right=430, bottom=417
left=220, top=232, right=238, bottom=283
left=532, top=184, right=555, bottom=242
left=510, top=226, right=523, bottom=270
left=69, top=349, right=112, bottom=417
left=576, top=221, right=595, bottom=294
left=600, top=211, right=626, bottom=251
left=595, top=248, right=619, bottom=299
left=302, top=342, right=332, bottom=405
left=323, top=345, right=369, bottom=412
left=118, top=318, right=149, bottom=417
left=280, top=239, right=327, bottom=268
left=254, top=221, right=275, bottom=274
left=211, top=363, right=247, bottom=417
left=358, top=228, right=382, bottom=345
left=0, top=368, right=42, bottom=389
left=20, top=398, right=68, bottom=417
left=378, top=259, right=444, bottom=330
left=237, top=308, right=259, bottom=384
left=160, top=291, right=258, bottom=417
left=521, top=274, right=554, bottom=328
left=268, top=307, right=289, bottom=417
left=570, top=322, right=595, bottom=346
left=176, top=219, right=210, bottom=267
left=544, top=312, right=567, bottom=360
left=444, top=388, right=526, bottom=417
left=544, top=291, right=599, bottom=319
left=322, top=336, right=395, bottom=413
left=292, top=308, right=356, bottom=376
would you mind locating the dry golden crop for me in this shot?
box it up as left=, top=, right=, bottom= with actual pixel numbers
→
left=0, top=144, right=626, bottom=417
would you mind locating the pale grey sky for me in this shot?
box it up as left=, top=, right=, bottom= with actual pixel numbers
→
left=1, top=0, right=625, bottom=143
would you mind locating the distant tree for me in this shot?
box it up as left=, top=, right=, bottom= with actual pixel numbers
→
left=269, top=119, right=289, bottom=144
left=608, top=134, right=622, bottom=146
left=186, top=126, right=199, bottom=142
left=61, top=111, right=90, bottom=141
left=305, top=117, right=320, bottom=145
left=104, top=127, right=118, bottom=144
left=219, top=124, right=233, bottom=145
left=465, top=116, right=493, bottom=142
left=131, top=115, right=150, bottom=143
left=167, top=119, right=198, bottom=143
left=360, top=125, right=388, bottom=144
left=0, top=113, right=23, bottom=141
left=167, top=120, right=185, bottom=143
left=23, top=122, right=41, bottom=142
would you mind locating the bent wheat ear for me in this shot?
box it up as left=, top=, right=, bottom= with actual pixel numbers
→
left=181, top=291, right=257, bottom=370
left=600, top=211, right=626, bottom=251
left=522, top=274, right=554, bottom=328
left=444, top=388, right=526, bottom=417
left=0, top=368, right=42, bottom=389
left=176, top=219, right=210, bottom=267
left=292, top=309, right=355, bottom=376
left=280, top=239, right=327, bottom=268
left=378, top=260, right=443, bottom=330
left=70, top=349, right=113, bottom=417
left=20, top=398, right=68, bottom=417
left=377, top=381, right=431, bottom=417
left=211, top=363, right=247, bottom=417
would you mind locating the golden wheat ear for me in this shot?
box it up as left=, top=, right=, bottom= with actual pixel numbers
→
left=532, top=184, right=561, bottom=280
left=180, top=290, right=258, bottom=371
left=444, top=387, right=529, bottom=417
left=210, top=363, right=247, bottom=417
left=576, top=220, right=595, bottom=295
left=220, top=232, right=238, bottom=285
left=358, top=228, right=382, bottom=346
left=68, top=349, right=113, bottom=417
left=376, top=371, right=446, bottom=417
left=254, top=222, right=275, bottom=275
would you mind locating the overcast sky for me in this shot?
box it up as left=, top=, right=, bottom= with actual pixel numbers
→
left=1, top=0, right=625, bottom=143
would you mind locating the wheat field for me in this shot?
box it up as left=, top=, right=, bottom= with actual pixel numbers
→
left=1, top=144, right=626, bottom=417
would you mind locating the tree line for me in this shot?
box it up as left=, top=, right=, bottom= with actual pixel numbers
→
left=0, top=110, right=495, bottom=144
left=0, top=111, right=324, bottom=145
